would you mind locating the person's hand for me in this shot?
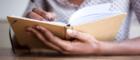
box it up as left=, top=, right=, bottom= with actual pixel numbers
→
left=26, top=26, right=101, bottom=55
left=27, top=8, right=56, bottom=21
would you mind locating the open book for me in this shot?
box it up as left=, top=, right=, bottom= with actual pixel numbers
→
left=7, top=3, right=127, bottom=49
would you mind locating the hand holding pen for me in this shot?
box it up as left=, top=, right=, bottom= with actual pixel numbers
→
left=27, top=8, right=56, bottom=21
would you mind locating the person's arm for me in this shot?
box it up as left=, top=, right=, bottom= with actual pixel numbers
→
left=26, top=26, right=140, bottom=55
left=99, top=37, right=140, bottom=55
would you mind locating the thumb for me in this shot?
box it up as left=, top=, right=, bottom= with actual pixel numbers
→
left=67, top=29, right=93, bottom=42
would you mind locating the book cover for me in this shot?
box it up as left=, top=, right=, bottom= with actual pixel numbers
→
left=7, top=3, right=127, bottom=50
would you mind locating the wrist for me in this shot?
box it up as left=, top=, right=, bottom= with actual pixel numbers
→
left=91, top=41, right=103, bottom=55
left=97, top=41, right=116, bottom=55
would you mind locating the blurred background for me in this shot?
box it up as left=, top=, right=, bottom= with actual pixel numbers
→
left=0, top=0, right=29, bottom=48
left=0, top=0, right=140, bottom=49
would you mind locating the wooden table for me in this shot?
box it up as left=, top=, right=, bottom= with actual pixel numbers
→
left=1, top=48, right=140, bottom=60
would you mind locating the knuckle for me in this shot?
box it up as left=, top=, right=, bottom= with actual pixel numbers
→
left=32, top=8, right=36, bottom=11
left=74, top=31, right=83, bottom=37
left=71, top=31, right=79, bottom=38
left=38, top=26, right=47, bottom=32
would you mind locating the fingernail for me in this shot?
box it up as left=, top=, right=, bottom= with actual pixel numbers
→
left=67, top=29, right=73, bottom=35
left=36, top=26, right=43, bottom=31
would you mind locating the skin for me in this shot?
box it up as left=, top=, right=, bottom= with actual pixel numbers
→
left=27, top=8, right=56, bottom=21
left=27, top=0, right=84, bottom=21
left=27, top=26, right=140, bottom=55
left=27, top=0, right=140, bottom=55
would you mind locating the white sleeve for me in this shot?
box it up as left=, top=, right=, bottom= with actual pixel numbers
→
left=110, top=0, right=130, bottom=12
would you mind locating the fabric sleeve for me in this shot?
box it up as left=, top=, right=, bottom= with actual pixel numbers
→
left=130, top=0, right=140, bottom=23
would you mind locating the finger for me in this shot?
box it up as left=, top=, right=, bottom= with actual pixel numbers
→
left=32, top=8, right=55, bottom=21
left=27, top=11, right=46, bottom=21
left=67, top=29, right=94, bottom=42
left=45, top=12, right=56, bottom=21
left=27, top=27, right=62, bottom=51
left=35, top=26, right=73, bottom=51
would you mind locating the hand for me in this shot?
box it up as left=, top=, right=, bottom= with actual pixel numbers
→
left=27, top=26, right=101, bottom=55
left=27, top=8, right=56, bottom=21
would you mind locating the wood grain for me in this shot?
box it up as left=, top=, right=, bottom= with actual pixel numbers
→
left=0, top=48, right=140, bottom=60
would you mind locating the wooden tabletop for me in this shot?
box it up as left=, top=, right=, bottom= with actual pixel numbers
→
left=1, top=48, right=140, bottom=60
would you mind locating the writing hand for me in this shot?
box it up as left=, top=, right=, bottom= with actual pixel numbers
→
left=27, top=8, right=56, bottom=21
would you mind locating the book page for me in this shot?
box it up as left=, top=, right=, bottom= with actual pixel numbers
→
left=68, top=3, right=123, bottom=26
left=73, top=14, right=127, bottom=41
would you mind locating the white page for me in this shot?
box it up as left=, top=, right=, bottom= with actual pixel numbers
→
left=68, top=3, right=123, bottom=26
